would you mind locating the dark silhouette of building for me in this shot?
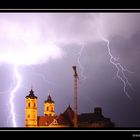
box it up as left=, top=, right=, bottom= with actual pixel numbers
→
left=57, top=105, right=74, bottom=126
left=57, top=106, right=115, bottom=128
left=78, top=107, right=115, bottom=127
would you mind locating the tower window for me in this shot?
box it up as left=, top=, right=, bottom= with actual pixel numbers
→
left=47, top=107, right=49, bottom=111
left=28, top=103, right=30, bottom=107
left=51, top=107, right=53, bottom=112
left=34, top=103, right=35, bottom=107
left=28, top=114, right=30, bottom=118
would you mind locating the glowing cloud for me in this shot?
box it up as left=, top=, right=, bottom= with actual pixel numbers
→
left=0, top=14, right=63, bottom=65
left=0, top=13, right=139, bottom=66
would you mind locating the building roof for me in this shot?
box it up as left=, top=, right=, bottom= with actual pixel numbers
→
left=44, top=95, right=54, bottom=103
left=78, top=113, right=106, bottom=122
left=57, top=106, right=114, bottom=127
left=38, top=116, right=56, bottom=126
left=26, top=89, right=37, bottom=99
left=78, top=107, right=115, bottom=127
left=57, top=105, right=74, bottom=126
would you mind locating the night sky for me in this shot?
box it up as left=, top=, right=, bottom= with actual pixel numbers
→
left=0, top=13, right=140, bottom=127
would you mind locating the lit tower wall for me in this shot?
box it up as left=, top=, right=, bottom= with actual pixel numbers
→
left=25, top=89, right=38, bottom=127
left=44, top=95, right=55, bottom=116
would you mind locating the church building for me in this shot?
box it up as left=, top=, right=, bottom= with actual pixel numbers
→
left=25, top=89, right=115, bottom=128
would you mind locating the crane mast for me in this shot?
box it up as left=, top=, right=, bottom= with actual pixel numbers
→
left=72, top=66, right=78, bottom=128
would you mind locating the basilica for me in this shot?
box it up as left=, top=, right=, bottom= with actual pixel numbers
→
left=25, top=89, right=115, bottom=128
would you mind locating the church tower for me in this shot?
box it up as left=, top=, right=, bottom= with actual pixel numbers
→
left=44, top=94, right=55, bottom=116
left=25, top=89, right=38, bottom=127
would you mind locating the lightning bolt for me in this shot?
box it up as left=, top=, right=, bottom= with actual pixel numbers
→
left=30, top=66, right=56, bottom=86
left=77, top=44, right=87, bottom=81
left=101, top=36, right=133, bottom=100
left=6, top=65, right=56, bottom=127
left=0, top=84, right=13, bottom=95
left=96, top=17, right=133, bottom=100
left=9, top=65, right=21, bottom=127
left=0, top=65, right=22, bottom=127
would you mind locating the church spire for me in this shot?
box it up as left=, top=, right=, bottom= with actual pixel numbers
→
left=45, top=94, right=54, bottom=103
left=26, top=88, right=37, bottom=99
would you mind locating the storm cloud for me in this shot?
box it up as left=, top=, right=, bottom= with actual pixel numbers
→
left=0, top=13, right=140, bottom=127
left=0, top=13, right=140, bottom=65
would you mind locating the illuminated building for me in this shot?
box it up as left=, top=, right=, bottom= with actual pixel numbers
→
left=44, top=95, right=55, bottom=116
left=25, top=89, right=38, bottom=127
left=25, top=89, right=115, bottom=128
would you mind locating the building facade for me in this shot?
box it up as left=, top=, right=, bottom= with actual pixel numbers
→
left=25, top=89, right=38, bottom=127
left=25, top=89, right=115, bottom=128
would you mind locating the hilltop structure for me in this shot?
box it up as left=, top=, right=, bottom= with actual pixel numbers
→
left=25, top=89, right=115, bottom=128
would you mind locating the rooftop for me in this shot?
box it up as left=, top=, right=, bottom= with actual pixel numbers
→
left=44, top=95, right=54, bottom=103
left=26, top=89, right=37, bottom=99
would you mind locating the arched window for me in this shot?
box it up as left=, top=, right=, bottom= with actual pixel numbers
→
left=28, top=103, right=30, bottom=107
left=28, top=114, right=30, bottom=118
left=51, top=107, right=53, bottom=112
left=47, top=107, right=49, bottom=111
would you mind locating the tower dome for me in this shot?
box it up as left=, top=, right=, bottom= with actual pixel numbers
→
left=44, top=95, right=54, bottom=103
left=26, top=89, right=37, bottom=99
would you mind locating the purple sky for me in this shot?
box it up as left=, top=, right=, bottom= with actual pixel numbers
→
left=0, top=13, right=140, bottom=127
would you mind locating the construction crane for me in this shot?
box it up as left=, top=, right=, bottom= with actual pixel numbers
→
left=72, top=66, right=79, bottom=128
